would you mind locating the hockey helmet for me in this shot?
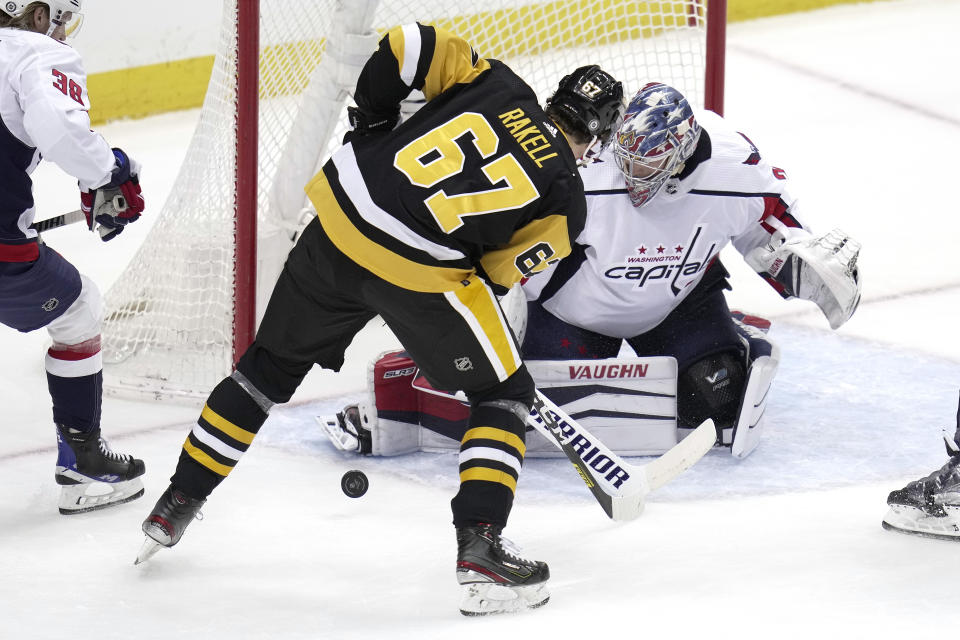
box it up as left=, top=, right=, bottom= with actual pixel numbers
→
left=613, top=82, right=702, bottom=208
left=546, top=65, right=625, bottom=152
left=1, top=0, right=83, bottom=40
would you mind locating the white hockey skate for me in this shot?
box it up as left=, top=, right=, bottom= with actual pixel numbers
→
left=55, top=425, right=145, bottom=515
left=882, top=435, right=960, bottom=541
left=883, top=397, right=960, bottom=541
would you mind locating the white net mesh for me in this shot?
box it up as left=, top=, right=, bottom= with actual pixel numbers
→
left=101, top=0, right=715, bottom=401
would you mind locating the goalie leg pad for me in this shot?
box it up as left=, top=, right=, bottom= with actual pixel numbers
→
left=677, top=351, right=745, bottom=445
left=730, top=318, right=780, bottom=458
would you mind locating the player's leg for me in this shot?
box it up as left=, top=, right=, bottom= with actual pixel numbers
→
left=883, top=392, right=960, bottom=540
left=626, top=266, right=750, bottom=445
left=376, top=275, right=548, bottom=615
left=0, top=249, right=144, bottom=514
left=520, top=298, right=622, bottom=359
left=140, top=219, right=377, bottom=555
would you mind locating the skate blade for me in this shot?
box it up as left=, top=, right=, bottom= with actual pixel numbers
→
left=134, top=537, right=165, bottom=565
left=58, top=478, right=145, bottom=515
left=882, top=505, right=960, bottom=541
left=459, top=582, right=549, bottom=616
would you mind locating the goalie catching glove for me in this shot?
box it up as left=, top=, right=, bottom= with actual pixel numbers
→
left=80, top=148, right=145, bottom=241
left=746, top=227, right=862, bottom=329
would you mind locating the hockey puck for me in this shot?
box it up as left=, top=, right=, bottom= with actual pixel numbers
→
left=341, top=470, right=369, bottom=498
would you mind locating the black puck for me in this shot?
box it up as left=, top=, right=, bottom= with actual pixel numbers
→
left=341, top=470, right=369, bottom=498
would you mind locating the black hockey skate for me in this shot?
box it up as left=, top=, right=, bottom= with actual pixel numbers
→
left=55, top=424, right=146, bottom=515
left=135, top=485, right=206, bottom=564
left=455, top=523, right=550, bottom=616
left=883, top=394, right=960, bottom=540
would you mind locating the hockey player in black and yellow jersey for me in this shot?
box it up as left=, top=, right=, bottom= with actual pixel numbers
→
left=138, top=22, right=624, bottom=616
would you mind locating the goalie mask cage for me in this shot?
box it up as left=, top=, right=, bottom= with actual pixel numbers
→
left=100, top=0, right=727, bottom=401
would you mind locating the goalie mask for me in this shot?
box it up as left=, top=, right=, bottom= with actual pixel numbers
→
left=614, top=83, right=702, bottom=208
left=546, top=65, right=625, bottom=155
left=2, top=0, right=84, bottom=40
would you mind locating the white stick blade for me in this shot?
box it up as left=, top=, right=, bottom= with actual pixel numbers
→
left=644, top=419, right=715, bottom=492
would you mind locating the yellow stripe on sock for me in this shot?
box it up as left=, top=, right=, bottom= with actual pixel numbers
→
left=200, top=405, right=256, bottom=445
left=183, top=438, right=234, bottom=477
left=462, top=426, right=525, bottom=457
left=459, top=467, right=517, bottom=493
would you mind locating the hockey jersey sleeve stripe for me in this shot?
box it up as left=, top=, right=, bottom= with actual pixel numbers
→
left=688, top=189, right=803, bottom=233
left=758, top=195, right=802, bottom=234
left=421, top=26, right=490, bottom=101
left=477, top=214, right=572, bottom=290
left=445, top=278, right=522, bottom=382
left=392, top=23, right=424, bottom=87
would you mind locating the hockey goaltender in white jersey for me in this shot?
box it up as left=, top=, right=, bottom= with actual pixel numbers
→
left=524, top=108, right=808, bottom=339
left=321, top=82, right=862, bottom=462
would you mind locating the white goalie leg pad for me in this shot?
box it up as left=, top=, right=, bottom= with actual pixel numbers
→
left=526, top=357, right=679, bottom=456
left=317, top=351, right=422, bottom=456
left=459, top=582, right=550, bottom=616
left=730, top=349, right=780, bottom=459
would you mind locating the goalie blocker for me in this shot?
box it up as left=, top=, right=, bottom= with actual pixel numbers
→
left=319, top=313, right=778, bottom=459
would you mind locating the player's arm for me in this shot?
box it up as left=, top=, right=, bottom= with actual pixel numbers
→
left=347, top=22, right=490, bottom=137
left=18, top=42, right=114, bottom=188
left=19, top=43, right=145, bottom=241
left=731, top=156, right=861, bottom=329
left=478, top=213, right=578, bottom=294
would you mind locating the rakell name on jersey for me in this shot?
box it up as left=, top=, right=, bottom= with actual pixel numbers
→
left=569, top=363, right=648, bottom=379
left=498, top=108, right=558, bottom=167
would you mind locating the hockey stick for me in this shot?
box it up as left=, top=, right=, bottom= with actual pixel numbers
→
left=528, top=391, right=715, bottom=521
left=30, top=195, right=128, bottom=238
left=29, top=208, right=85, bottom=233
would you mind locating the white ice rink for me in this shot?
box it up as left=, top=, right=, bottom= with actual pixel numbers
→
left=3, top=1, right=960, bottom=637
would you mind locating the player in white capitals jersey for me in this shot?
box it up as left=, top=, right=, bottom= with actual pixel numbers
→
left=0, top=1, right=146, bottom=513
left=321, top=82, right=862, bottom=462
left=520, top=82, right=862, bottom=454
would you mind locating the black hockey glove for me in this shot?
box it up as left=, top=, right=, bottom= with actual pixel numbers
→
left=343, top=106, right=399, bottom=144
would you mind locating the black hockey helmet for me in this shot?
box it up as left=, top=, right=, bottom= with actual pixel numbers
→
left=546, top=65, right=625, bottom=148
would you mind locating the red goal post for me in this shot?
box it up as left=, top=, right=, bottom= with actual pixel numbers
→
left=101, top=0, right=727, bottom=402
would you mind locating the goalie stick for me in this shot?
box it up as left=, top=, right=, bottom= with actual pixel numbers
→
left=529, top=391, right=715, bottom=521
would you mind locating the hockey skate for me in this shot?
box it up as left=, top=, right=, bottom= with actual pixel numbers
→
left=455, top=524, right=550, bottom=616
left=135, top=485, right=206, bottom=564
left=882, top=432, right=960, bottom=541
left=55, top=424, right=146, bottom=515
left=317, top=404, right=372, bottom=454
left=883, top=392, right=960, bottom=540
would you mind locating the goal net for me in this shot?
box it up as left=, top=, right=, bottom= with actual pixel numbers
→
left=101, top=0, right=726, bottom=401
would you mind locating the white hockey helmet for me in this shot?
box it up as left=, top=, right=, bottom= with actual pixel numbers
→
left=1, top=0, right=83, bottom=40
left=613, top=82, right=702, bottom=208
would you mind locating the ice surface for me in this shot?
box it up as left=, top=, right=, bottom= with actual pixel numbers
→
left=3, top=1, right=960, bottom=637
